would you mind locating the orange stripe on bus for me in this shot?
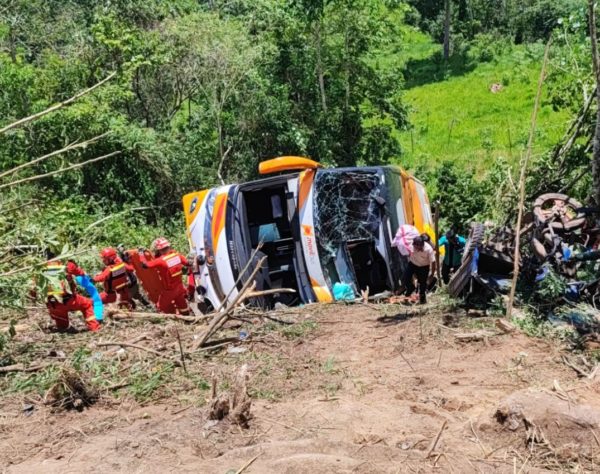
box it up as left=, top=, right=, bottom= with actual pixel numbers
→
left=298, top=169, right=315, bottom=212
left=211, top=193, right=227, bottom=254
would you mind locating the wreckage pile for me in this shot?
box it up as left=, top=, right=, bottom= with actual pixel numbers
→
left=448, top=193, right=600, bottom=337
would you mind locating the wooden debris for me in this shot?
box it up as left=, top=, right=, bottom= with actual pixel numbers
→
left=0, top=362, right=52, bottom=373
left=235, top=452, right=262, bottom=474
left=230, top=364, right=252, bottom=428
left=0, top=323, right=31, bottom=334
left=105, top=308, right=207, bottom=323
left=454, top=331, right=496, bottom=342
left=208, top=375, right=230, bottom=421
left=191, top=256, right=267, bottom=350
left=208, top=365, right=252, bottom=428
left=495, top=318, right=517, bottom=334
left=425, top=420, right=448, bottom=458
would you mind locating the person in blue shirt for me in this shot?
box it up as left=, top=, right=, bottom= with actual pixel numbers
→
left=438, top=227, right=466, bottom=284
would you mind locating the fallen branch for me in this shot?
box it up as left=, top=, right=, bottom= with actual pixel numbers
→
left=105, top=308, right=208, bottom=323
left=84, top=205, right=155, bottom=231
left=495, top=319, right=517, bottom=334
left=245, top=288, right=296, bottom=298
left=0, top=72, right=117, bottom=135
left=425, top=420, right=448, bottom=458
left=174, top=328, right=187, bottom=374
left=562, top=356, right=592, bottom=378
left=214, top=242, right=264, bottom=313
left=0, top=132, right=110, bottom=180
left=236, top=452, right=262, bottom=474
left=0, top=362, right=52, bottom=373
left=0, top=151, right=121, bottom=190
left=192, top=256, right=267, bottom=350
left=454, top=331, right=496, bottom=342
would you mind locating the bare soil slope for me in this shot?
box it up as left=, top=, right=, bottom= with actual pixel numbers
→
left=2, top=302, right=599, bottom=473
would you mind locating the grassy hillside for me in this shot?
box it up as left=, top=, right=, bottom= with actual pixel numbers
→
left=396, top=37, right=571, bottom=174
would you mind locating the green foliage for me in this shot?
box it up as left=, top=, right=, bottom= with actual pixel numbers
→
left=535, top=266, right=568, bottom=303
left=408, top=0, right=581, bottom=45
left=399, top=41, right=570, bottom=173
left=128, top=362, right=175, bottom=401
left=280, top=320, right=318, bottom=339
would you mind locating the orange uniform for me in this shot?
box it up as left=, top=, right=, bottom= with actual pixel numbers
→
left=44, top=261, right=100, bottom=332
left=143, top=250, right=190, bottom=315
left=93, top=257, right=136, bottom=309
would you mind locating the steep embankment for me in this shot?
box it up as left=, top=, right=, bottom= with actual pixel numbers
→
left=2, top=302, right=598, bottom=473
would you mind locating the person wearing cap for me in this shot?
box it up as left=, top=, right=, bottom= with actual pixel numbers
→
left=140, top=237, right=190, bottom=315
left=93, top=247, right=136, bottom=309
left=403, top=235, right=436, bottom=304
left=438, top=227, right=466, bottom=284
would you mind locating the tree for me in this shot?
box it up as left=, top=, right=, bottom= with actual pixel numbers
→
left=443, top=0, right=451, bottom=60
left=589, top=0, right=600, bottom=207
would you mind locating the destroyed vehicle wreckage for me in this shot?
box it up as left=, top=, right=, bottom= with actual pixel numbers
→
left=182, top=156, right=434, bottom=313
left=448, top=193, right=600, bottom=315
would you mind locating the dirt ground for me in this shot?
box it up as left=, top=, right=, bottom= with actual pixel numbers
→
left=2, top=300, right=600, bottom=473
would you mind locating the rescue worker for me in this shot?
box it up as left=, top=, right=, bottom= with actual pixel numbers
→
left=140, top=237, right=190, bottom=315
left=93, top=247, right=136, bottom=309
left=438, top=227, right=466, bottom=284
left=42, top=260, right=100, bottom=332
left=403, top=236, right=436, bottom=304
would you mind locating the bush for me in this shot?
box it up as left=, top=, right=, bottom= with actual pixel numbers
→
left=466, top=34, right=513, bottom=64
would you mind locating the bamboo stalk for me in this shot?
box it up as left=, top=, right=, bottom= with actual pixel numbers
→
left=0, top=132, right=110, bottom=180
left=0, top=72, right=116, bottom=135
left=0, top=151, right=121, bottom=190
left=506, top=39, right=551, bottom=319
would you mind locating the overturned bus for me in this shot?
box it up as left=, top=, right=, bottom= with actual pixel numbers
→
left=182, top=157, right=433, bottom=312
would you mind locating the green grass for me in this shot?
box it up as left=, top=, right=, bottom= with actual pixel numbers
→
left=396, top=41, right=571, bottom=174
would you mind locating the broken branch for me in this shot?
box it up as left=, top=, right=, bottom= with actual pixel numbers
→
left=0, top=151, right=121, bottom=190
left=0, top=132, right=110, bottom=180
left=0, top=72, right=117, bottom=135
left=425, top=420, right=448, bottom=459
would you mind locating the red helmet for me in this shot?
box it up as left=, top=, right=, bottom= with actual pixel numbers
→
left=100, top=247, right=117, bottom=260
left=153, top=237, right=171, bottom=251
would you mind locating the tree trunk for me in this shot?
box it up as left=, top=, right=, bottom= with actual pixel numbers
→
left=589, top=0, right=600, bottom=207
left=443, top=0, right=451, bottom=60
left=315, top=20, right=328, bottom=113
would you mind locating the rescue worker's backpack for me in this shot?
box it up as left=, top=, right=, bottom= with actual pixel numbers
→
left=42, top=262, right=72, bottom=303
left=106, top=262, right=131, bottom=291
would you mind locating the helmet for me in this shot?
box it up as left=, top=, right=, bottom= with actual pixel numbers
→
left=100, top=247, right=117, bottom=260
left=153, top=237, right=171, bottom=251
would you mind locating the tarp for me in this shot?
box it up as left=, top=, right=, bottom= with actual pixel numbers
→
left=391, top=224, right=420, bottom=256
left=75, top=275, right=103, bottom=321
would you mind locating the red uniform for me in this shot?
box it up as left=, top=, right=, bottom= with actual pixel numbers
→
left=93, top=258, right=135, bottom=309
left=44, top=261, right=100, bottom=332
left=143, top=251, right=190, bottom=314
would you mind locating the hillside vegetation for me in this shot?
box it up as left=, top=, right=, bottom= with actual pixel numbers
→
left=0, top=0, right=596, bottom=310
left=398, top=40, right=571, bottom=172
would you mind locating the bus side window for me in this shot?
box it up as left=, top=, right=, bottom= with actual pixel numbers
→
left=396, top=198, right=406, bottom=226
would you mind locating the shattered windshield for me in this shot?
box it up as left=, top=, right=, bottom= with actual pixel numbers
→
left=313, top=170, right=383, bottom=259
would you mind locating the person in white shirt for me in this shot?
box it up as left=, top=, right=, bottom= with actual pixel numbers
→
left=404, top=235, right=436, bottom=304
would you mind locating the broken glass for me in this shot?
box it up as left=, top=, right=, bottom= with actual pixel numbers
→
left=313, top=170, right=383, bottom=263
